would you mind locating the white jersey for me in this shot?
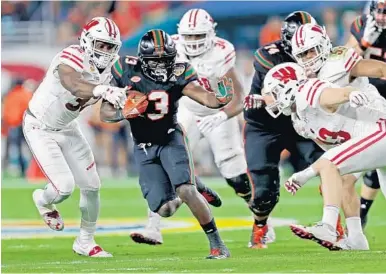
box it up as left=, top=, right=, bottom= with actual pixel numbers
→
left=294, top=78, right=386, bottom=151
left=172, top=35, right=236, bottom=116
left=28, top=45, right=114, bottom=129
left=317, top=46, right=386, bottom=116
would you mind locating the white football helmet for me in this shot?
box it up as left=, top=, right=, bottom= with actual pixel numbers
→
left=263, top=63, right=307, bottom=118
left=177, top=9, right=217, bottom=56
left=291, top=23, right=332, bottom=74
left=79, top=17, right=122, bottom=69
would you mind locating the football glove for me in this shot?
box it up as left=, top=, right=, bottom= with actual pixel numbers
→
left=361, top=15, right=382, bottom=48
left=349, top=91, right=369, bottom=108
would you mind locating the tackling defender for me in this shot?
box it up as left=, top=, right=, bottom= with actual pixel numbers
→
left=100, top=29, right=233, bottom=259
left=24, top=17, right=126, bottom=257
left=345, top=0, right=386, bottom=228
left=129, top=8, right=259, bottom=246
left=242, top=11, right=329, bottom=248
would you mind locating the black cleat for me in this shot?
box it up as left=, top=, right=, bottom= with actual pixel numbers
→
left=195, top=177, right=222, bottom=207
left=206, top=245, right=230, bottom=259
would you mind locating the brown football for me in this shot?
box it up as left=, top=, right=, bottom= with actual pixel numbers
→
left=122, top=90, right=149, bottom=119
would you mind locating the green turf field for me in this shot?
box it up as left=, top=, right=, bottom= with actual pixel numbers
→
left=2, top=176, right=386, bottom=273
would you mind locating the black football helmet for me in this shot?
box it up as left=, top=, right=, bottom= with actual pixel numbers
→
left=281, top=11, right=316, bottom=53
left=369, top=0, right=386, bottom=29
left=138, top=29, right=177, bottom=82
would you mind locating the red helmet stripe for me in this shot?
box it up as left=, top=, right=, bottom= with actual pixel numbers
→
left=105, top=18, right=112, bottom=37
left=193, top=9, right=200, bottom=27
left=189, top=9, right=195, bottom=26
left=107, top=18, right=117, bottom=38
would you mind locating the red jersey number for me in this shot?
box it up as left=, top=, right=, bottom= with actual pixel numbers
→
left=197, top=77, right=214, bottom=92
left=318, top=128, right=351, bottom=145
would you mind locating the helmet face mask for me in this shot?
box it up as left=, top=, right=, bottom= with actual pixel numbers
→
left=138, top=29, right=177, bottom=83
left=177, top=9, right=217, bottom=56
left=80, top=17, right=122, bottom=69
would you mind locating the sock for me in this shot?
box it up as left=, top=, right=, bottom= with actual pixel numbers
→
left=322, top=205, right=339, bottom=231
left=254, top=218, right=267, bottom=227
left=79, top=189, right=100, bottom=244
left=346, top=217, right=363, bottom=236
left=360, top=197, right=374, bottom=219
left=201, top=219, right=223, bottom=248
left=147, top=208, right=162, bottom=230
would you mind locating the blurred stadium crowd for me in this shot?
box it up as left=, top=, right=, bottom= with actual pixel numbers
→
left=1, top=1, right=369, bottom=179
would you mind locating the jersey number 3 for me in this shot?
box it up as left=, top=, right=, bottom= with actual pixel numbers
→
left=147, top=91, right=169, bottom=120
left=318, top=128, right=351, bottom=145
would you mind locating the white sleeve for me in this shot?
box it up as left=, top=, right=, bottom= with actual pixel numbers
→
left=342, top=47, right=362, bottom=73
left=58, top=46, right=85, bottom=72
left=300, top=78, right=331, bottom=109
left=217, top=42, right=236, bottom=77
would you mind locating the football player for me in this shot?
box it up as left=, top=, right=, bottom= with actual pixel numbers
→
left=262, top=62, right=386, bottom=250
left=345, top=0, right=386, bottom=228
left=100, top=29, right=233, bottom=259
left=282, top=23, right=386, bottom=250
left=242, top=11, right=335, bottom=248
left=24, top=17, right=126, bottom=257
left=129, top=8, right=263, bottom=247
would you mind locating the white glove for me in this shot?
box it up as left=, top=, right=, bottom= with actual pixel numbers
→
left=362, top=15, right=382, bottom=46
left=349, top=91, right=369, bottom=108
left=284, top=167, right=317, bottom=195
left=93, top=85, right=127, bottom=109
left=197, top=111, right=228, bottom=134
left=244, top=94, right=265, bottom=110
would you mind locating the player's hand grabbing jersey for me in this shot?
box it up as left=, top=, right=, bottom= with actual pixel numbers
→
left=28, top=45, right=113, bottom=129
left=173, top=35, right=236, bottom=116
left=111, top=55, right=197, bottom=144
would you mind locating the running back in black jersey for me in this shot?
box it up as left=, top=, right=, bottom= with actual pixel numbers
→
left=350, top=14, right=386, bottom=96
left=111, top=56, right=197, bottom=144
left=244, top=40, right=294, bottom=129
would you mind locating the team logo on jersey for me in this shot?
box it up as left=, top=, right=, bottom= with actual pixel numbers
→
left=173, top=64, right=186, bottom=76
left=169, top=75, right=177, bottom=82
left=130, top=76, right=141, bottom=83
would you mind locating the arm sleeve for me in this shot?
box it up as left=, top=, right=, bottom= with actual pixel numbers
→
left=350, top=15, right=365, bottom=43
left=217, top=43, right=236, bottom=77
left=249, top=47, right=276, bottom=95
left=111, top=57, right=125, bottom=87
left=297, top=79, right=330, bottom=109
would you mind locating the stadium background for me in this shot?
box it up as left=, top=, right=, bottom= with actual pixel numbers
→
left=1, top=0, right=370, bottom=180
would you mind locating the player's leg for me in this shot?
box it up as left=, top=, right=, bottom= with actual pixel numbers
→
left=60, top=123, right=111, bottom=257
left=178, top=108, right=222, bottom=206
left=360, top=171, right=380, bottom=228
left=205, top=117, right=251, bottom=203
left=243, top=122, right=283, bottom=249
left=23, top=114, right=75, bottom=231
left=161, top=126, right=229, bottom=259
left=130, top=143, right=182, bottom=245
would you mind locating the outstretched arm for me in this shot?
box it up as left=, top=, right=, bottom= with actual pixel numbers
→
left=182, top=81, right=225, bottom=109
left=350, top=59, right=386, bottom=79
left=220, top=68, right=243, bottom=118
left=319, top=86, right=357, bottom=112
left=58, top=64, right=97, bottom=99
left=99, top=100, right=125, bottom=123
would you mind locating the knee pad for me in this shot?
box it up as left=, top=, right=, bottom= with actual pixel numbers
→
left=248, top=169, right=280, bottom=217
left=157, top=199, right=179, bottom=217
left=364, top=171, right=380, bottom=189
left=225, top=173, right=251, bottom=202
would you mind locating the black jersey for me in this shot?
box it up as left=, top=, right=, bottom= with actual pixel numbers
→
left=351, top=14, right=386, bottom=96
left=244, top=40, right=295, bottom=130
left=111, top=56, right=197, bottom=144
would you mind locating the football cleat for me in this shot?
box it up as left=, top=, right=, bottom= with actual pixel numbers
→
left=206, top=245, right=230, bottom=259
left=195, top=179, right=222, bottom=207
left=335, top=234, right=369, bottom=251
left=33, top=189, right=64, bottom=231
left=248, top=224, right=268, bottom=249
left=130, top=229, right=163, bottom=245
left=265, top=224, right=276, bottom=244
left=290, top=222, right=340, bottom=251
left=73, top=237, right=112, bottom=257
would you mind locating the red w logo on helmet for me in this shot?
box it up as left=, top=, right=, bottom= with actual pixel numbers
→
left=83, top=19, right=99, bottom=32
left=272, top=67, right=297, bottom=84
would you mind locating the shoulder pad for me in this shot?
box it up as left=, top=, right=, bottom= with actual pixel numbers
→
left=296, top=78, right=330, bottom=110
left=350, top=15, right=366, bottom=41
left=253, top=43, right=282, bottom=72
left=212, top=37, right=236, bottom=77
left=319, top=47, right=362, bottom=82
left=58, top=45, right=85, bottom=72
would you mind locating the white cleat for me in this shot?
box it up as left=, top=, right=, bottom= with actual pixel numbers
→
left=32, top=189, right=64, bottom=231
left=130, top=229, right=163, bottom=245
left=290, top=222, right=339, bottom=250
left=265, top=223, right=276, bottom=244
left=336, top=234, right=370, bottom=251
left=73, top=237, right=113, bottom=257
